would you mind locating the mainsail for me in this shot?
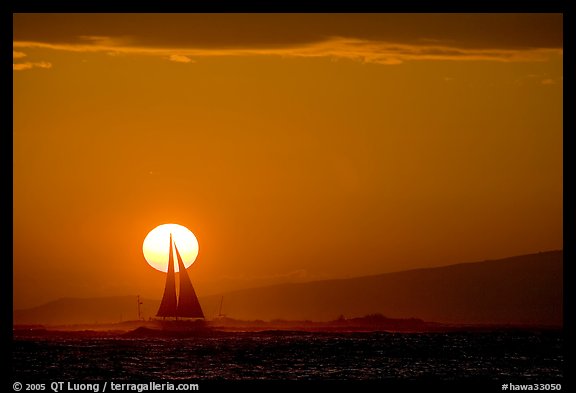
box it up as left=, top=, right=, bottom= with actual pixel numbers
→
left=174, top=242, right=205, bottom=318
left=156, top=233, right=204, bottom=319
left=156, top=234, right=178, bottom=317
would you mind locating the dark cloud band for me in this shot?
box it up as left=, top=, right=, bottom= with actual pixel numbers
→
left=13, top=13, right=562, bottom=51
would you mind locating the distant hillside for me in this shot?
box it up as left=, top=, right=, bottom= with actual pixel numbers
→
left=201, top=250, right=563, bottom=325
left=14, top=251, right=562, bottom=326
left=14, top=296, right=161, bottom=326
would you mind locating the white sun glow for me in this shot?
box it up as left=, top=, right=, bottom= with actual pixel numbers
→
left=142, top=223, right=199, bottom=272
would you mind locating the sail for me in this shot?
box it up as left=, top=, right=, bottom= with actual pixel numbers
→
left=156, top=233, right=178, bottom=317
left=174, top=241, right=205, bottom=318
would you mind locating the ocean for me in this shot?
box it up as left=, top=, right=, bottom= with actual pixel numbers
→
left=12, top=331, right=563, bottom=385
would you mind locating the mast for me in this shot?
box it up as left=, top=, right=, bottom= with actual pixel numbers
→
left=156, top=233, right=178, bottom=317
left=174, top=241, right=205, bottom=319
left=218, top=296, right=224, bottom=317
left=137, top=295, right=143, bottom=320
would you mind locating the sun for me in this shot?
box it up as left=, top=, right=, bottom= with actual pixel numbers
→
left=143, top=223, right=199, bottom=273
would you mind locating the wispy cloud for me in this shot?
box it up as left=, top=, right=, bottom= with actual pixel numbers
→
left=13, top=36, right=562, bottom=66
left=13, top=49, right=53, bottom=71
left=168, top=54, right=195, bottom=63
left=13, top=61, right=52, bottom=71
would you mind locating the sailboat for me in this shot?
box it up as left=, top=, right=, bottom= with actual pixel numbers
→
left=156, top=233, right=204, bottom=319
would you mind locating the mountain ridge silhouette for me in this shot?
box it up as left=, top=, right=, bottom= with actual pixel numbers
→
left=14, top=250, right=562, bottom=326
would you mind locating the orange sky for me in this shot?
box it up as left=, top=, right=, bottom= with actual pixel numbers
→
left=13, top=13, right=563, bottom=309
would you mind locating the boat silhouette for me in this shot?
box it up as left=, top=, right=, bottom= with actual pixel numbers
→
left=156, top=233, right=204, bottom=320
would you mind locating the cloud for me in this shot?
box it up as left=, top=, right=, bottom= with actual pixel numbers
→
left=271, top=38, right=561, bottom=64
left=13, top=49, right=53, bottom=71
left=168, top=54, right=195, bottom=63
left=541, top=78, right=556, bottom=85
left=13, top=61, right=52, bottom=71
left=13, top=14, right=563, bottom=51
left=13, top=37, right=562, bottom=66
left=78, top=35, right=132, bottom=46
